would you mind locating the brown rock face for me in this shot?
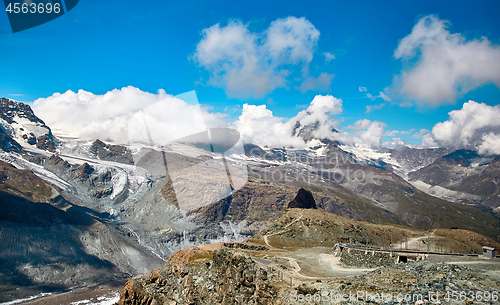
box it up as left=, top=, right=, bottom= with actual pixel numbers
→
left=116, top=246, right=276, bottom=305
left=287, top=188, right=317, bottom=209
left=36, top=134, right=56, bottom=152
left=0, top=98, right=45, bottom=124
left=77, top=163, right=94, bottom=180
left=46, top=154, right=70, bottom=169
left=90, top=139, right=134, bottom=165
left=118, top=280, right=157, bottom=305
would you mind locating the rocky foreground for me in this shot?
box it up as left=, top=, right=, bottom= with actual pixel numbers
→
left=116, top=208, right=500, bottom=305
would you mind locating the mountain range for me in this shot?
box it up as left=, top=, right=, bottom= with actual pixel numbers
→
left=0, top=97, right=499, bottom=303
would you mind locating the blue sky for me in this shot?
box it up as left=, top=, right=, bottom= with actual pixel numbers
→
left=1, top=0, right=500, bottom=149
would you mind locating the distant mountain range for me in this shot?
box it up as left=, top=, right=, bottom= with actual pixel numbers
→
left=0, top=97, right=499, bottom=302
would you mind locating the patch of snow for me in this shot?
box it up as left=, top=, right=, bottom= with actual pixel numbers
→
left=69, top=292, right=120, bottom=305
left=315, top=146, right=328, bottom=157
left=0, top=115, right=50, bottom=149
left=410, top=180, right=482, bottom=203
left=0, top=151, right=71, bottom=190
left=59, top=153, right=150, bottom=195
left=10, top=115, right=48, bottom=137
left=340, top=143, right=404, bottom=171
left=0, top=292, right=52, bottom=305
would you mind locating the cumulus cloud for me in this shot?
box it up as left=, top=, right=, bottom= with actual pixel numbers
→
left=231, top=104, right=305, bottom=148
left=232, top=95, right=342, bottom=147
left=382, top=137, right=409, bottom=149
left=33, top=88, right=388, bottom=151
left=359, top=86, right=367, bottom=92
left=412, top=128, right=429, bottom=138
left=479, top=133, right=500, bottom=155
left=193, top=17, right=329, bottom=97
left=32, top=87, right=226, bottom=144
left=233, top=94, right=385, bottom=148
left=334, top=119, right=387, bottom=148
left=323, top=52, right=336, bottom=62
left=430, top=100, right=500, bottom=155
left=393, top=15, right=500, bottom=105
left=422, top=133, right=438, bottom=148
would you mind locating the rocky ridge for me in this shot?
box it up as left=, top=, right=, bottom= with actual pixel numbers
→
left=116, top=207, right=500, bottom=305
left=0, top=98, right=56, bottom=151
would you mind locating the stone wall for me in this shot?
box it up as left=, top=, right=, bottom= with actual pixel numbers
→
left=340, top=247, right=397, bottom=268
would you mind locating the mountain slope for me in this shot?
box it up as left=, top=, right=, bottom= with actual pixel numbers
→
left=0, top=98, right=56, bottom=151
left=409, top=150, right=500, bottom=212
left=116, top=208, right=500, bottom=305
left=0, top=160, right=164, bottom=303
left=245, top=144, right=500, bottom=239
left=1, top=98, right=499, bottom=303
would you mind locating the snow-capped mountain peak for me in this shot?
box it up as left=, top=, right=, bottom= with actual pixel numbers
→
left=0, top=98, right=56, bottom=151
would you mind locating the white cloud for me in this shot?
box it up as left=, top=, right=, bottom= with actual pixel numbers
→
left=378, top=91, right=391, bottom=102
left=365, top=103, right=385, bottom=113
left=266, top=17, right=320, bottom=65
left=412, top=128, right=429, bottom=138
left=393, top=15, right=500, bottom=105
left=323, top=52, right=336, bottom=62
left=400, top=128, right=415, bottom=135
left=298, top=72, right=334, bottom=93
left=193, top=17, right=326, bottom=98
left=232, top=95, right=343, bottom=147
left=430, top=100, right=500, bottom=155
left=335, top=119, right=387, bottom=148
left=363, top=88, right=391, bottom=104
left=390, top=137, right=405, bottom=148
left=231, top=104, right=299, bottom=147
left=32, top=87, right=226, bottom=144
left=422, top=133, right=438, bottom=148
left=384, top=130, right=400, bottom=137
left=33, top=88, right=391, bottom=150
left=479, top=133, right=500, bottom=155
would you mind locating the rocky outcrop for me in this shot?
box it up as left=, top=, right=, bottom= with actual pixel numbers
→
left=90, top=139, right=134, bottom=165
left=0, top=160, right=165, bottom=303
left=77, top=163, right=94, bottom=180
left=116, top=208, right=500, bottom=305
left=36, top=134, right=56, bottom=152
left=0, top=129, right=22, bottom=152
left=0, top=98, right=45, bottom=125
left=291, top=120, right=339, bottom=144
left=43, top=155, right=115, bottom=202
left=117, top=246, right=276, bottom=305
left=46, top=154, right=71, bottom=172
left=287, top=188, right=316, bottom=209
left=0, top=98, right=57, bottom=152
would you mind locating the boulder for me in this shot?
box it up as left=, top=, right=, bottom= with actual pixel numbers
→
left=287, top=188, right=317, bottom=209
